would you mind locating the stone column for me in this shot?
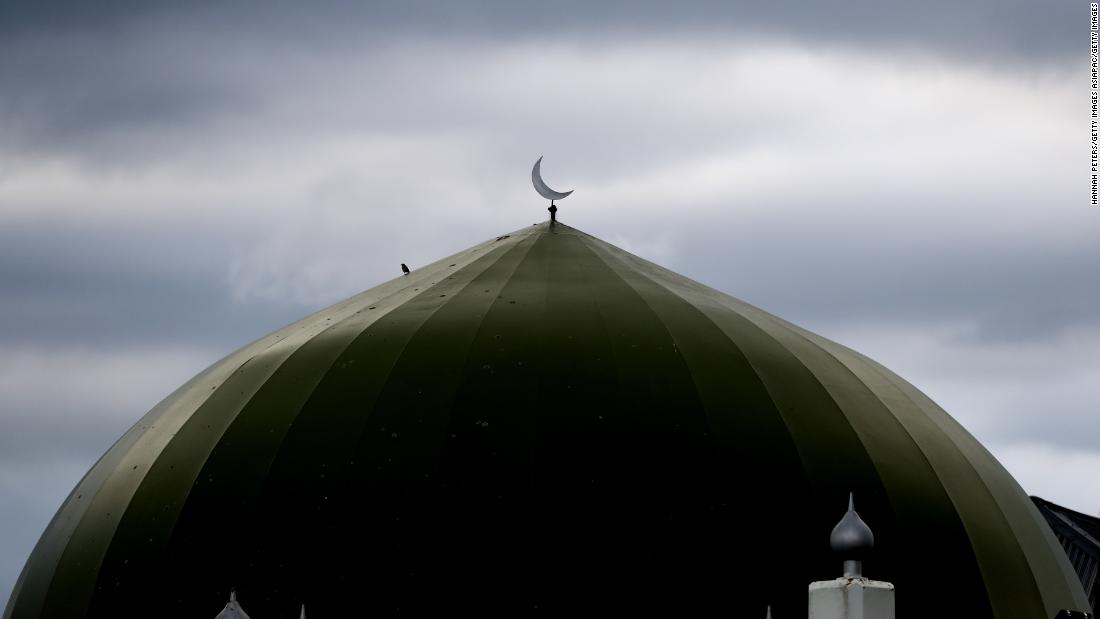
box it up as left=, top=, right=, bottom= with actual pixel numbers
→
left=809, top=577, right=894, bottom=619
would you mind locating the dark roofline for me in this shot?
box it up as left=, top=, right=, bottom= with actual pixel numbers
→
left=1032, top=496, right=1100, bottom=612
left=1033, top=496, right=1100, bottom=529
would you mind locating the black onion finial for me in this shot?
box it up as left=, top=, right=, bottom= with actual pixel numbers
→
left=829, top=492, right=875, bottom=577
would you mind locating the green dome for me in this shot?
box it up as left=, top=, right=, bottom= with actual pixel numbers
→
left=5, top=222, right=1089, bottom=618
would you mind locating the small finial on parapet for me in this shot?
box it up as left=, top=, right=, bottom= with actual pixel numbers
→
left=811, top=495, right=893, bottom=617
left=830, top=492, right=875, bottom=578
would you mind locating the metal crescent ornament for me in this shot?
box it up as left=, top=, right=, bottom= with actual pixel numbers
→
left=531, top=156, right=573, bottom=201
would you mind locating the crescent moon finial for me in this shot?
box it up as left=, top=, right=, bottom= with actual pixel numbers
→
left=532, top=156, right=572, bottom=224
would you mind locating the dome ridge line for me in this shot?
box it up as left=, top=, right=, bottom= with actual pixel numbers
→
left=579, top=232, right=877, bottom=490
left=336, top=231, right=544, bottom=451
left=860, top=350, right=1087, bottom=612
left=113, top=230, right=547, bottom=584
left=70, top=228, right=539, bottom=614
left=10, top=340, right=251, bottom=616
left=8, top=220, right=1089, bottom=617
left=570, top=230, right=771, bottom=418
left=830, top=339, right=1052, bottom=616
left=572, top=231, right=822, bottom=485
left=297, top=231, right=547, bottom=491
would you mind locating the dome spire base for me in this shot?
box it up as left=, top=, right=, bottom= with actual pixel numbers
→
left=842, top=559, right=862, bottom=579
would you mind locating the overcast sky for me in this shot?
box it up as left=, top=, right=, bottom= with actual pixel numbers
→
left=1, top=1, right=1097, bottom=604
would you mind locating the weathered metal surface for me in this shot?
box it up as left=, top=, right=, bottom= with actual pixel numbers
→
left=4, top=222, right=1090, bottom=618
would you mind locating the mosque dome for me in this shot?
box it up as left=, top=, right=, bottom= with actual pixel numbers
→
left=4, top=222, right=1089, bottom=618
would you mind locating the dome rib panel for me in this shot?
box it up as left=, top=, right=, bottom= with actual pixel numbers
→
left=87, top=230, right=544, bottom=612
left=15, top=227, right=537, bottom=617
left=857, top=351, right=1091, bottom=613
left=4, top=360, right=244, bottom=619
left=46, top=347, right=305, bottom=615
left=760, top=320, right=1000, bottom=610
left=596, top=230, right=998, bottom=616
left=578, top=231, right=886, bottom=501
left=808, top=336, right=1048, bottom=617
left=574, top=233, right=797, bottom=447
left=770, top=325, right=999, bottom=614
left=575, top=226, right=1072, bottom=617
left=5, top=221, right=1089, bottom=619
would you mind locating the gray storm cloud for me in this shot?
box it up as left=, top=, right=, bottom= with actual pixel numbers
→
left=0, top=0, right=1080, bottom=61
left=0, top=0, right=1095, bottom=605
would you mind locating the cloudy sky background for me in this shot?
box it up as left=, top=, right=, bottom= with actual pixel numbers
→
left=1, top=1, right=1097, bottom=603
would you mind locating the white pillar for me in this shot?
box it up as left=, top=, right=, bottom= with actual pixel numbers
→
left=808, top=577, right=894, bottom=619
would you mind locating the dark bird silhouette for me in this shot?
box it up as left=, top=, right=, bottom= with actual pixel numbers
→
left=401, top=263, right=410, bottom=275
